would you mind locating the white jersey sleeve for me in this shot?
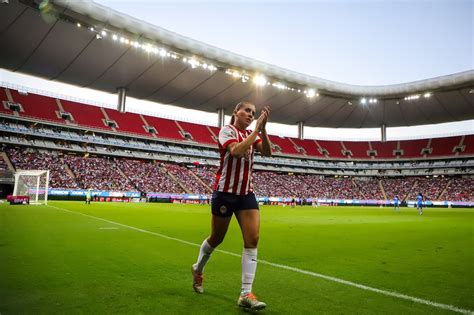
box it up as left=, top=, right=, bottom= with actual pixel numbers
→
left=219, top=125, right=238, bottom=149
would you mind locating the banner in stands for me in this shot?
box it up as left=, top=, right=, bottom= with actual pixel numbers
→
left=49, top=189, right=141, bottom=198
left=146, top=192, right=210, bottom=200
left=47, top=190, right=473, bottom=206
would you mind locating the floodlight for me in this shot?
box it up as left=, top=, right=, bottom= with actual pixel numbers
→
left=253, top=75, right=267, bottom=86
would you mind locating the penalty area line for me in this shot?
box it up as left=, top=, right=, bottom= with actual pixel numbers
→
left=47, top=205, right=472, bottom=314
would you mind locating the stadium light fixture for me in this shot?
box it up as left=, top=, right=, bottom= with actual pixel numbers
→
left=185, top=58, right=199, bottom=68
left=404, top=94, right=420, bottom=101
left=68, top=17, right=337, bottom=100
left=253, top=75, right=267, bottom=86
left=305, top=89, right=317, bottom=98
left=273, top=82, right=287, bottom=90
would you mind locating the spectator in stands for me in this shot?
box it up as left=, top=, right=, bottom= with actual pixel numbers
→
left=192, top=102, right=272, bottom=311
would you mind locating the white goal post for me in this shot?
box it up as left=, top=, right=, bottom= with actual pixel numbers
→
left=13, top=170, right=50, bottom=205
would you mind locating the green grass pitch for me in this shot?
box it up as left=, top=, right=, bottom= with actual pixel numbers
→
left=1, top=201, right=472, bottom=314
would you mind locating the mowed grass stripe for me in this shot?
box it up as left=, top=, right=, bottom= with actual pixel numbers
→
left=46, top=204, right=473, bottom=314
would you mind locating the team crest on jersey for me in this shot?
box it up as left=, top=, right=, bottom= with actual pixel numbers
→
left=219, top=205, right=227, bottom=214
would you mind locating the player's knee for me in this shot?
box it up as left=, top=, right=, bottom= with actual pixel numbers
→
left=244, top=235, right=259, bottom=248
left=208, top=235, right=224, bottom=247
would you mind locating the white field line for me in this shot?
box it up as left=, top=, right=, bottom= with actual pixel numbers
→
left=47, top=205, right=472, bottom=314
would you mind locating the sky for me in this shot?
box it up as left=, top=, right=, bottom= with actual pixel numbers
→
left=95, top=0, right=473, bottom=85
left=1, top=0, right=473, bottom=140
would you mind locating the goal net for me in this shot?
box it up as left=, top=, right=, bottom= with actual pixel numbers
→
left=13, top=170, right=50, bottom=205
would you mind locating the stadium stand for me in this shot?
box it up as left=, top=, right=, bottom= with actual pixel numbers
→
left=144, top=115, right=184, bottom=141
left=10, top=90, right=64, bottom=123
left=268, top=135, right=300, bottom=155
left=354, top=178, right=385, bottom=200
left=1, top=144, right=472, bottom=201
left=371, top=141, right=398, bottom=159
left=178, top=121, right=217, bottom=144
left=189, top=165, right=217, bottom=189
left=460, top=135, right=474, bottom=156
left=399, top=139, right=430, bottom=158
left=430, top=136, right=462, bottom=157
left=117, top=158, right=184, bottom=194
left=61, top=99, right=113, bottom=131
left=104, top=109, right=150, bottom=137
left=316, top=140, right=346, bottom=158
left=291, top=138, right=325, bottom=157
left=380, top=177, right=417, bottom=201
left=63, top=155, right=135, bottom=191
left=443, top=177, right=474, bottom=201
left=163, top=163, right=211, bottom=194
left=0, top=89, right=472, bottom=162
left=343, top=141, right=371, bottom=159
left=0, top=88, right=14, bottom=114
left=0, top=87, right=472, bottom=204
left=407, top=177, right=450, bottom=201
left=6, top=147, right=78, bottom=189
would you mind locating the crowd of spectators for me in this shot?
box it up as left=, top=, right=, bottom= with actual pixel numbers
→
left=0, top=155, right=8, bottom=172
left=189, top=165, right=216, bottom=190
left=407, top=177, right=450, bottom=200
left=163, top=163, right=210, bottom=194
left=253, top=171, right=299, bottom=197
left=117, top=158, right=184, bottom=194
left=381, top=177, right=417, bottom=201
left=7, top=147, right=78, bottom=188
left=2, top=146, right=472, bottom=201
left=443, top=177, right=474, bottom=201
left=355, top=178, right=385, bottom=200
left=63, top=155, right=134, bottom=191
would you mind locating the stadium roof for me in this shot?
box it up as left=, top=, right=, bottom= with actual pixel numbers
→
left=1, top=0, right=473, bottom=128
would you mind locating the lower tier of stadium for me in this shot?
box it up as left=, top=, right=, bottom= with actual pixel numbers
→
left=1, top=145, right=472, bottom=205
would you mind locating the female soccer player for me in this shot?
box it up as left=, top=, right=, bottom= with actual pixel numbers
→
left=191, top=101, right=272, bottom=311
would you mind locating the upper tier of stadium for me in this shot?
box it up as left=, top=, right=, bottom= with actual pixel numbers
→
left=1, top=0, right=473, bottom=129
left=1, top=86, right=473, bottom=161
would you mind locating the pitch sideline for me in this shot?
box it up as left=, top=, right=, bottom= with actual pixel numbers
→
left=47, top=205, right=472, bottom=314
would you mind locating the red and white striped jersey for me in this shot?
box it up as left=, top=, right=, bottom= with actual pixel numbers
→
left=214, top=125, right=262, bottom=195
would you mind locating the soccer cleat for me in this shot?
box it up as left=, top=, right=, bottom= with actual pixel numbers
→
left=191, top=264, right=204, bottom=294
left=237, top=292, right=266, bottom=311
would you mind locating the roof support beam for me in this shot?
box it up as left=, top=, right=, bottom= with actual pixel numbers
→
left=217, top=108, right=225, bottom=128
left=117, top=87, right=127, bottom=113
left=298, top=121, right=304, bottom=140
left=381, top=124, right=387, bottom=142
